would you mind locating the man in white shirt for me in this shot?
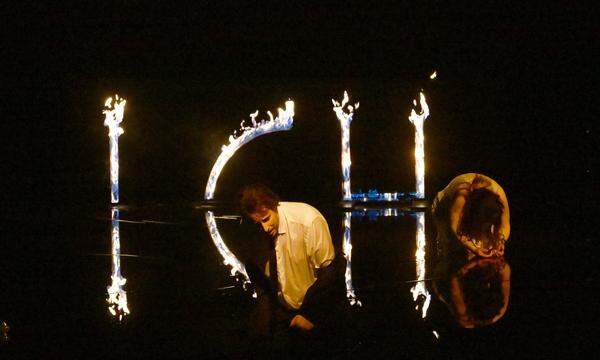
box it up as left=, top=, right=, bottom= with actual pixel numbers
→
left=240, top=184, right=338, bottom=333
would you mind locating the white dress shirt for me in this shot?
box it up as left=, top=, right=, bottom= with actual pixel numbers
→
left=266, top=202, right=335, bottom=309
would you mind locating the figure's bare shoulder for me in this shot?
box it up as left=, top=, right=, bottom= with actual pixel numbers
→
left=450, top=173, right=478, bottom=188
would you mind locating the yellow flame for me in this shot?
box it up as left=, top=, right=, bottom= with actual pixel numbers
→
left=408, top=92, right=429, bottom=198
left=204, top=100, right=294, bottom=200
left=332, top=91, right=358, bottom=201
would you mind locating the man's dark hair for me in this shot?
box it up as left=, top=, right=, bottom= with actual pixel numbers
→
left=239, top=184, right=280, bottom=216
left=458, top=188, right=504, bottom=247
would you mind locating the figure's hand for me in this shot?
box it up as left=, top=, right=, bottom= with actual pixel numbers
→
left=460, top=235, right=494, bottom=258
left=290, top=315, right=314, bottom=331
left=475, top=247, right=494, bottom=258
left=493, top=241, right=505, bottom=257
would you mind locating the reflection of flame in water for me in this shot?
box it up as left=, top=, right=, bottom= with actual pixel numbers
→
left=204, top=100, right=294, bottom=200
left=107, top=208, right=130, bottom=320
left=205, top=211, right=255, bottom=297
left=103, top=95, right=126, bottom=204
left=410, top=212, right=431, bottom=318
left=351, top=208, right=399, bottom=220
left=408, top=92, right=429, bottom=199
left=332, top=91, right=359, bottom=201
left=343, top=212, right=361, bottom=306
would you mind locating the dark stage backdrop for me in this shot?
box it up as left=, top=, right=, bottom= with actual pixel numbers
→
left=1, top=5, right=595, bottom=356
left=4, top=3, right=592, bottom=228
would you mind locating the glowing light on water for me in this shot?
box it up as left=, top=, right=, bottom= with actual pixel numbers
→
left=342, top=212, right=361, bottom=306
left=106, top=208, right=130, bottom=320
left=204, top=100, right=294, bottom=200
left=332, top=91, right=359, bottom=201
left=205, top=211, right=255, bottom=296
left=410, top=212, right=431, bottom=318
left=408, top=92, right=429, bottom=199
left=103, top=95, right=126, bottom=203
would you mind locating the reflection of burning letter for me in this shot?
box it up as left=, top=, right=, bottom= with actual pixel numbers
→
left=205, top=211, right=254, bottom=296
left=103, top=95, right=126, bottom=204
left=410, top=212, right=431, bottom=318
left=332, top=91, right=359, bottom=201
left=107, top=208, right=130, bottom=320
left=343, top=212, right=361, bottom=306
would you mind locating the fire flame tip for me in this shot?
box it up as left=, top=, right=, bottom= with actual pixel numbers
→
left=341, top=91, right=349, bottom=108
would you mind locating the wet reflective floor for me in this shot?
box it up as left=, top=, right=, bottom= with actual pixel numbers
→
left=1, top=200, right=595, bottom=359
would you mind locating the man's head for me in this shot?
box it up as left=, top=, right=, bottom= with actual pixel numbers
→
left=240, top=184, right=280, bottom=238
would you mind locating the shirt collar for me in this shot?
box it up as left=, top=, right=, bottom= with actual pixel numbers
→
left=277, top=203, right=288, bottom=236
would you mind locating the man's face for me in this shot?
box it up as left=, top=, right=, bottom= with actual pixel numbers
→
left=249, top=206, right=279, bottom=238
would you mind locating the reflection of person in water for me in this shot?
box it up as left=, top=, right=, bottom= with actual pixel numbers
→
left=433, top=257, right=511, bottom=328
left=239, top=184, right=342, bottom=337
left=432, top=173, right=510, bottom=258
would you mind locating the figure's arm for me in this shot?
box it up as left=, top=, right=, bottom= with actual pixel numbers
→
left=307, top=216, right=336, bottom=269
left=451, top=191, right=493, bottom=257
left=475, top=175, right=510, bottom=241
left=295, top=216, right=337, bottom=326
left=299, top=257, right=338, bottom=313
left=449, top=191, right=466, bottom=237
left=482, top=177, right=510, bottom=257
left=496, top=185, right=510, bottom=241
left=303, top=215, right=336, bottom=301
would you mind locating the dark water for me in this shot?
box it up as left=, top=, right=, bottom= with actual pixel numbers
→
left=1, top=195, right=595, bottom=358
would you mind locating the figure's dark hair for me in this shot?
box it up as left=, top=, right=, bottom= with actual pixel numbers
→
left=458, top=187, right=504, bottom=248
left=239, top=184, right=280, bottom=216
left=461, top=262, right=505, bottom=324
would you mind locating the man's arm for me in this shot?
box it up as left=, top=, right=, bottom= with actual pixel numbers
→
left=294, top=256, right=341, bottom=330
left=300, top=255, right=340, bottom=310
left=293, top=216, right=338, bottom=328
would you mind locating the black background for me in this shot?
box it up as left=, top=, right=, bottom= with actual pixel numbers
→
left=1, top=2, right=596, bottom=356
left=4, top=2, right=593, bottom=209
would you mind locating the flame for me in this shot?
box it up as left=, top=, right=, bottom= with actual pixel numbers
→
left=332, top=91, right=359, bottom=201
left=410, top=212, right=431, bottom=318
left=106, top=208, right=130, bottom=321
left=205, top=211, right=253, bottom=290
left=204, top=100, right=294, bottom=200
left=342, top=212, right=361, bottom=306
left=408, top=92, right=429, bottom=199
left=430, top=71, right=437, bottom=79
left=103, top=95, right=126, bottom=204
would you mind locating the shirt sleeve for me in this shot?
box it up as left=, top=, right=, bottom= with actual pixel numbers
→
left=306, top=216, right=335, bottom=269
